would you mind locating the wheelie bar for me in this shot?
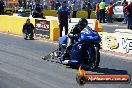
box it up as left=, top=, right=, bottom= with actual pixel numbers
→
left=42, top=49, right=60, bottom=63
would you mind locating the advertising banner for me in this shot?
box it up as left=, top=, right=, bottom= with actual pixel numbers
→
left=35, top=19, right=50, bottom=38
left=102, top=33, right=132, bottom=54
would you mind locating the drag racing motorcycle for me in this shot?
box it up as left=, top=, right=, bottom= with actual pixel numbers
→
left=58, top=27, right=101, bottom=70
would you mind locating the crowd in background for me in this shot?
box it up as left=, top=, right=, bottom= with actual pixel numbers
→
left=0, top=0, right=132, bottom=29
left=95, top=0, right=132, bottom=29
left=15, top=0, right=132, bottom=24
left=123, top=0, right=132, bottom=29
left=0, top=0, right=4, bottom=15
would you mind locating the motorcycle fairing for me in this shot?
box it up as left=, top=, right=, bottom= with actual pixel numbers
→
left=80, top=27, right=101, bottom=43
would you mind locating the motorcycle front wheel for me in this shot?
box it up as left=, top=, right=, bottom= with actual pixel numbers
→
left=87, top=46, right=100, bottom=70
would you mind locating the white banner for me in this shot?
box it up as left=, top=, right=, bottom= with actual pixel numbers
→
left=100, top=33, right=132, bottom=54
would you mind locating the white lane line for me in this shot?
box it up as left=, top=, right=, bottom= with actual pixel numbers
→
left=102, top=24, right=118, bottom=27
left=118, top=25, right=127, bottom=27
left=102, top=24, right=127, bottom=27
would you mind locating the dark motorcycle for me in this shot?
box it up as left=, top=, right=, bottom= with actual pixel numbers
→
left=58, top=27, right=101, bottom=70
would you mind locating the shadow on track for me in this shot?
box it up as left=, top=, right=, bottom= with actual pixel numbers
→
left=91, top=67, right=128, bottom=74
left=42, top=50, right=128, bottom=75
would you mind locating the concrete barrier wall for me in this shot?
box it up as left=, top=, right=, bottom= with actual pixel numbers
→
left=4, top=8, right=14, bottom=15
left=50, top=20, right=60, bottom=41
left=0, top=15, right=29, bottom=35
left=43, top=10, right=96, bottom=19
left=4, top=8, right=96, bottom=19
left=0, top=15, right=102, bottom=41
left=76, top=11, right=96, bottom=19
left=0, top=15, right=59, bottom=41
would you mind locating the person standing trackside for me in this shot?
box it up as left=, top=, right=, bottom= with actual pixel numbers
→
left=29, top=0, right=36, bottom=16
left=86, top=1, right=92, bottom=19
left=122, top=0, right=128, bottom=24
left=55, top=0, right=61, bottom=10
left=71, top=1, right=78, bottom=18
left=99, top=0, right=106, bottom=23
left=95, top=1, right=100, bottom=20
left=57, top=1, right=70, bottom=37
left=43, top=0, right=48, bottom=9
left=68, top=0, right=72, bottom=10
left=107, top=2, right=113, bottom=23
left=0, top=0, right=4, bottom=15
left=49, top=0, right=54, bottom=10
left=33, top=0, right=44, bottom=18
left=125, top=1, right=132, bottom=29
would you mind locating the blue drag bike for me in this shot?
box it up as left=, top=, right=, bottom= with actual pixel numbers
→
left=58, top=27, right=101, bottom=70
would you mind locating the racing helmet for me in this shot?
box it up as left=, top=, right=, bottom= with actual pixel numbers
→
left=78, top=18, right=88, bottom=30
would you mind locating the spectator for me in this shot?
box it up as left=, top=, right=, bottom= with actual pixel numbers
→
left=57, top=1, right=70, bottom=37
left=32, top=9, right=39, bottom=18
left=29, top=0, right=36, bottom=15
left=33, top=1, right=44, bottom=18
left=82, top=0, right=87, bottom=10
left=49, top=0, right=54, bottom=10
left=125, top=1, right=132, bottom=29
left=14, top=5, right=18, bottom=13
left=68, top=0, right=72, bottom=10
left=93, top=2, right=96, bottom=11
left=81, top=0, right=84, bottom=10
left=43, top=0, right=48, bottom=9
left=35, top=1, right=43, bottom=13
left=86, top=1, right=92, bottom=19
left=76, top=0, right=81, bottom=10
left=0, top=0, right=4, bottom=15
left=26, top=0, right=30, bottom=9
left=107, top=2, right=113, bottom=23
left=22, top=19, right=35, bottom=40
left=122, top=0, right=128, bottom=24
left=71, top=1, right=78, bottom=18
left=95, top=1, right=100, bottom=20
left=18, top=0, right=23, bottom=7
left=99, top=0, right=106, bottom=23
left=23, top=1, right=26, bottom=9
left=55, top=0, right=61, bottom=10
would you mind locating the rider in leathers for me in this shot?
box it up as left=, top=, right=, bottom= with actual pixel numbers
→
left=61, top=18, right=88, bottom=60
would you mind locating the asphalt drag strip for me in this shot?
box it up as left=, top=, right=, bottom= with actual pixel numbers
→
left=0, top=33, right=132, bottom=88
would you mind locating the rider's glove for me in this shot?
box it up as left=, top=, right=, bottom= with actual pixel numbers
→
left=74, top=34, right=80, bottom=37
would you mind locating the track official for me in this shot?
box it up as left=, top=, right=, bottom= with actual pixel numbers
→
left=99, top=0, right=106, bottom=23
left=57, top=1, right=70, bottom=37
